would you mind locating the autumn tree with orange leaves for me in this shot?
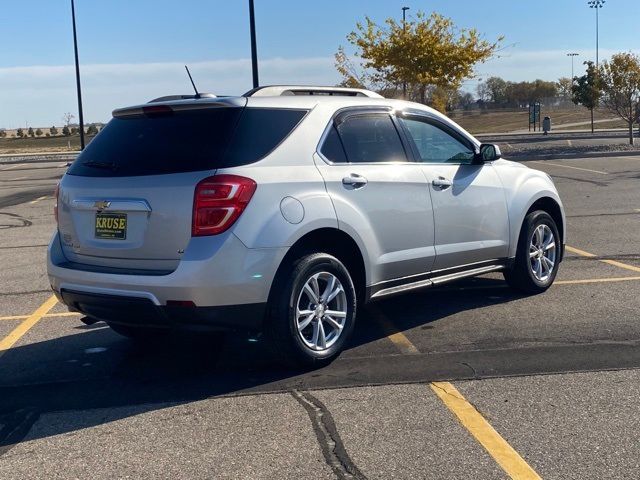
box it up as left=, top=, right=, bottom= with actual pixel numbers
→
left=335, top=12, right=503, bottom=111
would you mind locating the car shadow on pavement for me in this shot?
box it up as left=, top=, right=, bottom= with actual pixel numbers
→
left=1, top=275, right=632, bottom=448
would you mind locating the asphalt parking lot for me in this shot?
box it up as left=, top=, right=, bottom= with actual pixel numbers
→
left=1, top=152, right=640, bottom=479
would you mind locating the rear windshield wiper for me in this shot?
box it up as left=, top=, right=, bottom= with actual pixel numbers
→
left=81, top=161, right=118, bottom=171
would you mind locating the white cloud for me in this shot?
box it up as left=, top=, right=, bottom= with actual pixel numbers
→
left=2, top=49, right=639, bottom=127
left=465, top=48, right=640, bottom=91
left=0, top=57, right=339, bottom=128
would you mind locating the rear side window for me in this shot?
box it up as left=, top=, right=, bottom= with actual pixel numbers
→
left=333, top=114, right=407, bottom=164
left=224, top=108, right=307, bottom=163
left=67, top=107, right=307, bottom=177
left=319, top=125, right=347, bottom=163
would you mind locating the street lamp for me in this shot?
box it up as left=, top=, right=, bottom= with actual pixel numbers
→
left=567, top=52, right=579, bottom=82
left=70, top=0, right=85, bottom=150
left=588, top=0, right=605, bottom=69
left=249, top=0, right=259, bottom=88
left=402, top=6, right=410, bottom=99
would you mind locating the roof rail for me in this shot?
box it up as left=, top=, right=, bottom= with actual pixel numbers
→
left=243, top=85, right=383, bottom=98
left=148, top=93, right=217, bottom=103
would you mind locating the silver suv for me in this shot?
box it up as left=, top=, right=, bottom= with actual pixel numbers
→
left=48, top=85, right=565, bottom=366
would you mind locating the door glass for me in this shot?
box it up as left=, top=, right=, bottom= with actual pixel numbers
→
left=336, top=114, right=407, bottom=163
left=400, top=117, right=475, bottom=164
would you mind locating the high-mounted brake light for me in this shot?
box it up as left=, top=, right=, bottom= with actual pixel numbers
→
left=142, top=105, right=174, bottom=117
left=192, top=175, right=257, bottom=236
left=54, top=183, right=60, bottom=224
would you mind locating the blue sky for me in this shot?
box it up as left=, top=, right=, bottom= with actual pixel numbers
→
left=1, top=0, right=638, bottom=127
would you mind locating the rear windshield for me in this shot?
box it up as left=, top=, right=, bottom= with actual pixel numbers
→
left=67, top=107, right=308, bottom=177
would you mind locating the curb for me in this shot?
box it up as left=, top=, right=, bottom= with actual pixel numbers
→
left=508, top=150, right=640, bottom=162
left=475, top=128, right=632, bottom=138
left=0, top=151, right=80, bottom=158
left=481, top=133, right=640, bottom=144
left=0, top=152, right=78, bottom=165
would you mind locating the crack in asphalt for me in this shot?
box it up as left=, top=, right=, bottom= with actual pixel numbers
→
left=0, top=174, right=63, bottom=183
left=291, top=389, right=367, bottom=480
left=0, top=244, right=48, bottom=250
left=0, top=290, right=51, bottom=297
left=567, top=212, right=640, bottom=218
left=461, top=362, right=479, bottom=379
left=0, top=408, right=40, bottom=457
left=563, top=254, right=640, bottom=262
left=0, top=188, right=55, bottom=208
left=429, top=382, right=491, bottom=419
left=544, top=174, right=609, bottom=187
left=0, top=212, right=32, bottom=229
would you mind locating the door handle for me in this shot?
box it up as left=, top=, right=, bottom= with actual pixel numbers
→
left=342, top=174, right=368, bottom=188
left=432, top=177, right=452, bottom=190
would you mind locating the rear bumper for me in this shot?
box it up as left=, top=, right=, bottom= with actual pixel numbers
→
left=47, top=231, right=286, bottom=330
left=61, top=289, right=266, bottom=331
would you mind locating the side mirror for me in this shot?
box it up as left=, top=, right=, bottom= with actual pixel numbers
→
left=477, top=144, right=502, bottom=163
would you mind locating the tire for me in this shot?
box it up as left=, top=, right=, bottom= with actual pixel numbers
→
left=266, top=253, right=357, bottom=368
left=504, top=210, right=561, bottom=294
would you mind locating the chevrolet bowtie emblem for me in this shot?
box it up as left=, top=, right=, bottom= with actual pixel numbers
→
left=94, top=200, right=111, bottom=210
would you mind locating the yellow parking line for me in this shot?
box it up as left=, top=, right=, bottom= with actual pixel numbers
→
left=566, top=245, right=640, bottom=274
left=0, top=311, right=80, bottom=321
left=431, top=382, right=541, bottom=480
left=374, top=309, right=542, bottom=479
left=29, top=195, right=48, bottom=205
left=0, top=295, right=57, bottom=358
left=555, top=276, right=640, bottom=285
left=438, top=275, right=640, bottom=292
left=368, top=305, right=419, bottom=354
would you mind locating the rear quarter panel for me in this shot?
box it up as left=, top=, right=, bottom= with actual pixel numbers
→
left=229, top=164, right=339, bottom=249
left=222, top=105, right=341, bottom=249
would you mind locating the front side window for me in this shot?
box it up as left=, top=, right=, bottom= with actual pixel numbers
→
left=399, top=117, right=476, bottom=164
left=334, top=114, right=407, bottom=164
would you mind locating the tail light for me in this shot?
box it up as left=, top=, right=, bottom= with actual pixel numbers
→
left=192, top=175, right=257, bottom=236
left=54, top=183, right=60, bottom=223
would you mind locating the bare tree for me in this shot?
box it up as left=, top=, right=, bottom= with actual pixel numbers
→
left=62, top=112, right=75, bottom=127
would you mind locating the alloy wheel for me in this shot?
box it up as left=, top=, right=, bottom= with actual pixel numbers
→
left=295, top=271, right=348, bottom=351
left=529, top=224, right=556, bottom=283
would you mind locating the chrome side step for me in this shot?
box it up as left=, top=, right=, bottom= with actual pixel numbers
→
left=370, top=277, right=434, bottom=300
left=370, top=264, right=504, bottom=300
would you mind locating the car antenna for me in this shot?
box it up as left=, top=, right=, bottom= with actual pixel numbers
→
left=184, top=65, right=201, bottom=99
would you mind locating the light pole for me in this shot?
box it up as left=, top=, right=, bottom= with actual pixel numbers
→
left=567, top=52, right=579, bottom=82
left=70, top=0, right=85, bottom=150
left=402, top=6, right=410, bottom=99
left=588, top=0, right=605, bottom=69
left=249, top=0, right=259, bottom=89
